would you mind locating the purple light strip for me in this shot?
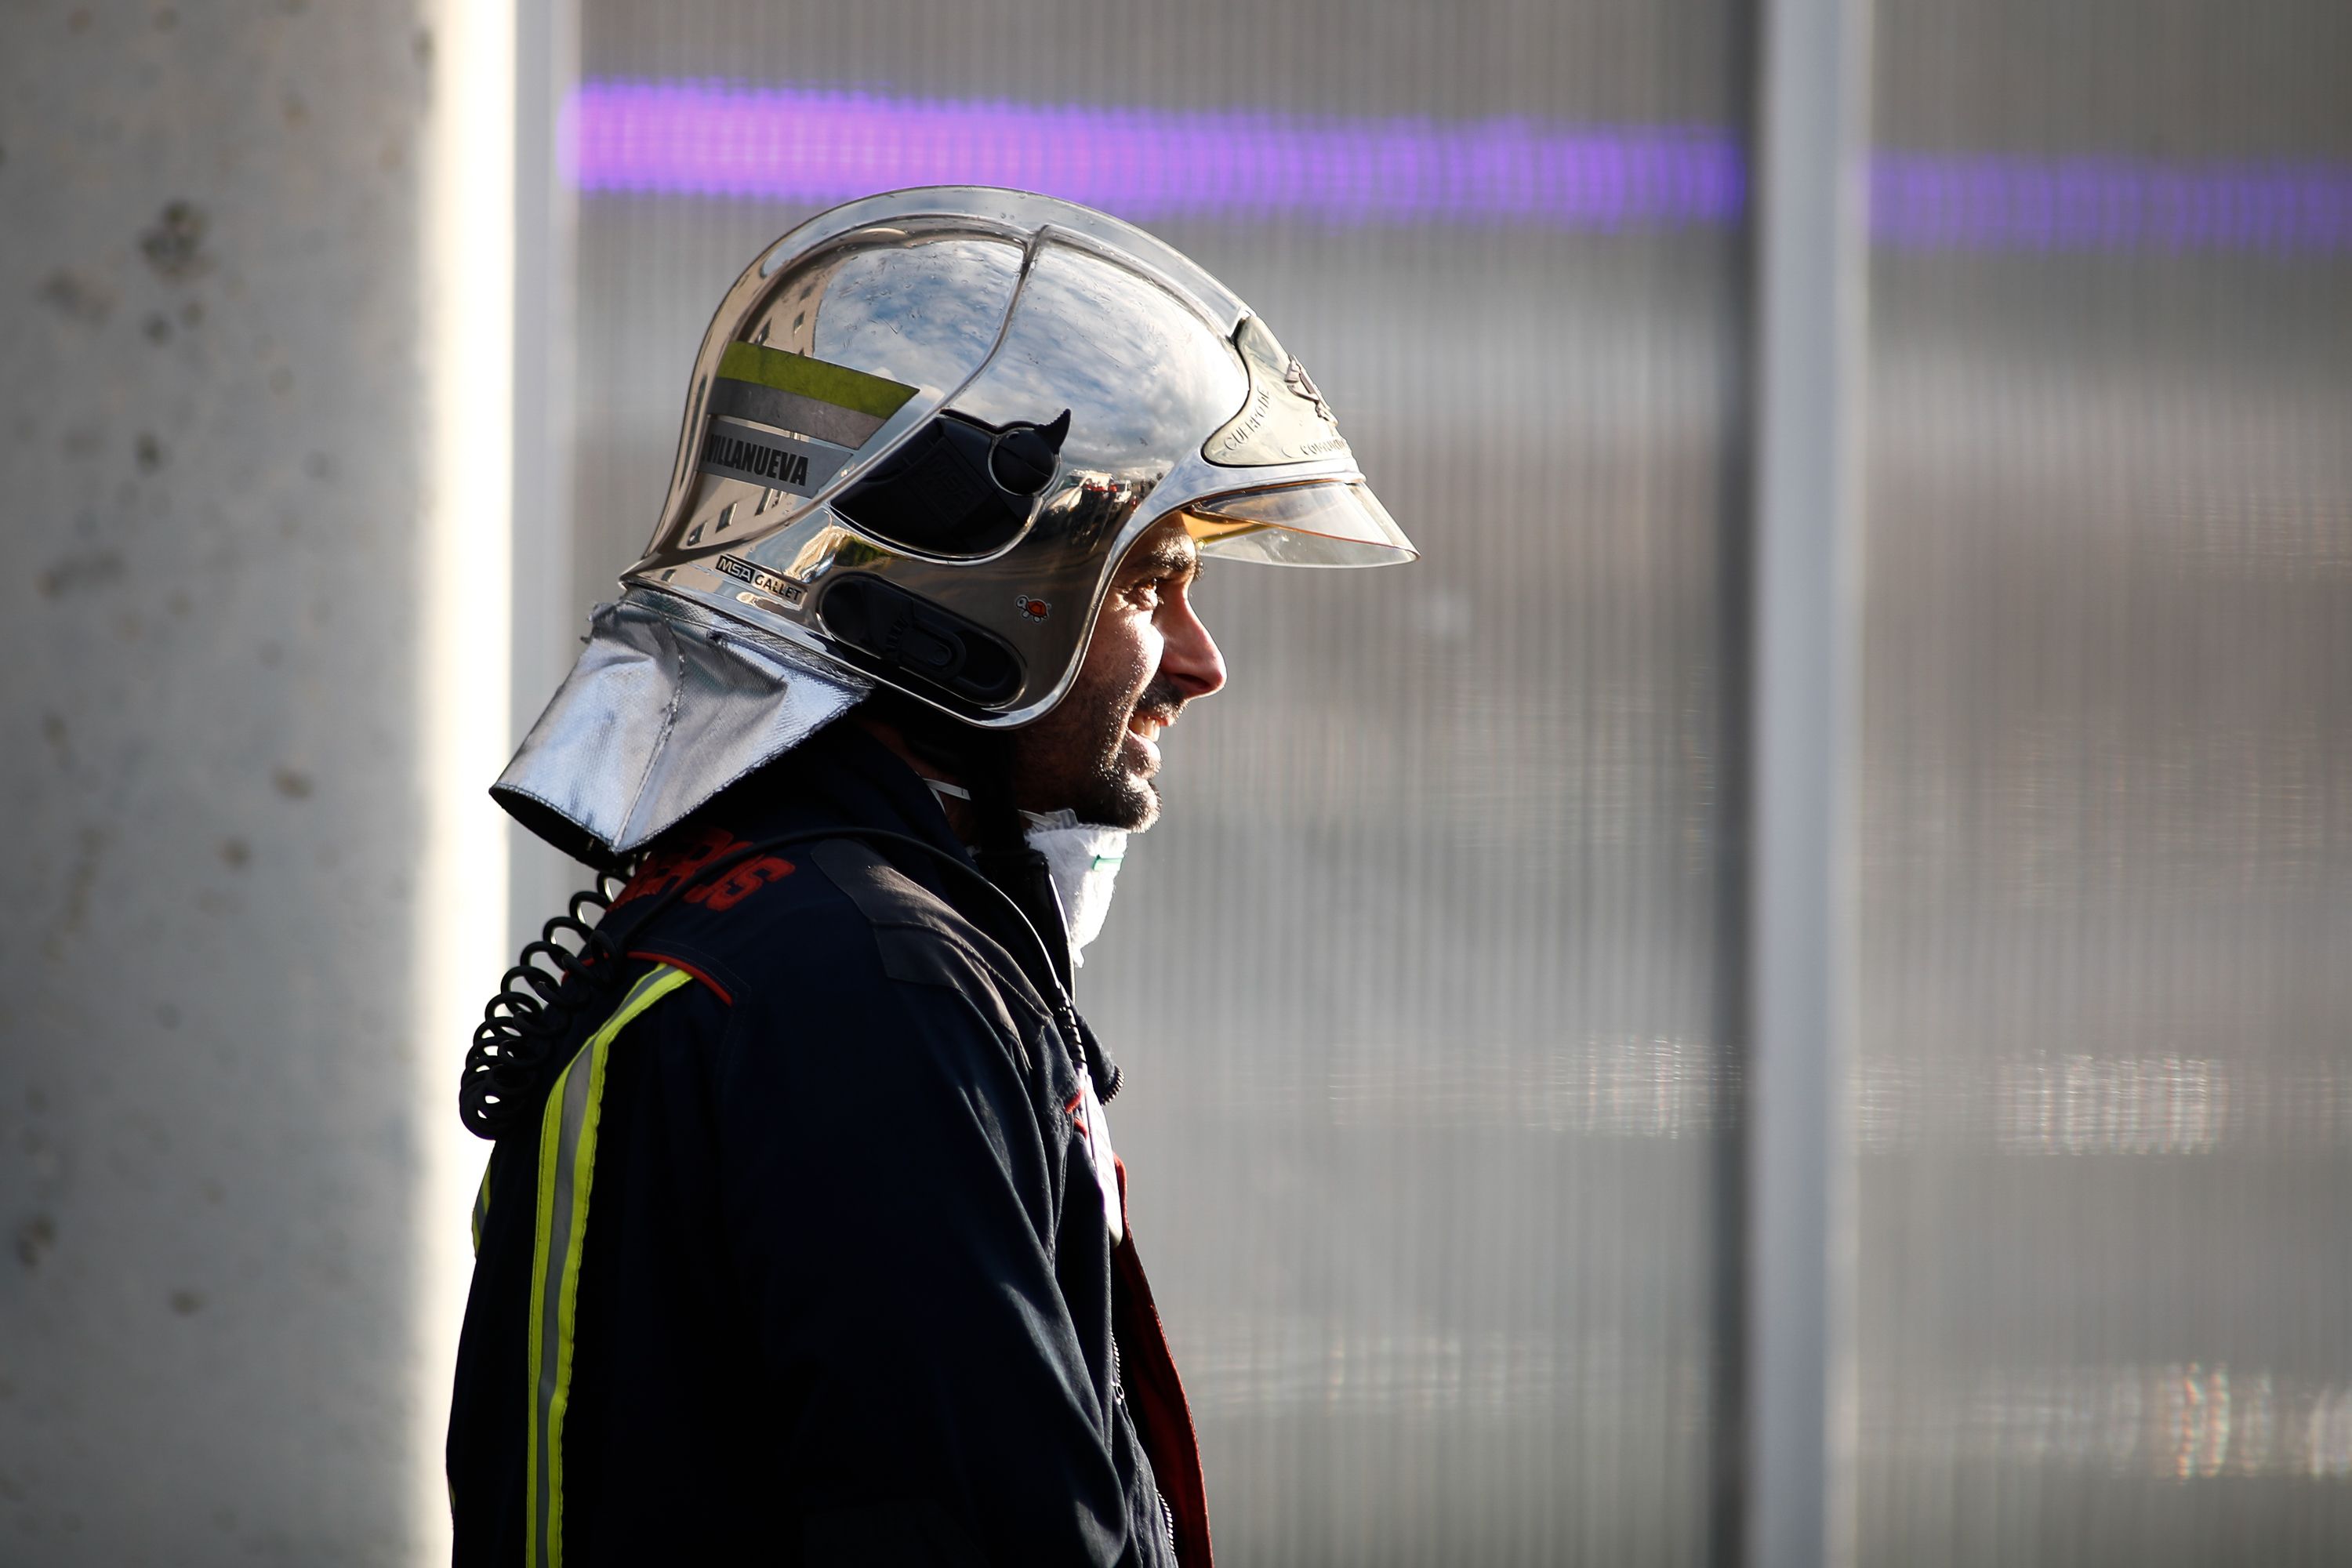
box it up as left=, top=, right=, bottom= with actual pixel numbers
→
left=571, top=82, right=1744, bottom=230
left=570, top=81, right=2352, bottom=253
left=1870, top=153, right=2352, bottom=254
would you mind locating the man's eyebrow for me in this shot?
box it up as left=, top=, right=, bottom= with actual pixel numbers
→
left=1120, top=538, right=1199, bottom=581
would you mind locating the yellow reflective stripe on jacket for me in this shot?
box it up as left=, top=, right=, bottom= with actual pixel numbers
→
left=524, top=963, right=694, bottom=1568
left=470, top=1156, right=494, bottom=1256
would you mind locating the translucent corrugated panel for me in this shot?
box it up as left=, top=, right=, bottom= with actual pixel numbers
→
left=568, top=3, right=1747, bottom=1561
left=1858, top=2, right=2352, bottom=1561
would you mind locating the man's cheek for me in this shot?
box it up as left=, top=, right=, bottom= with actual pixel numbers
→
left=1129, top=631, right=1165, bottom=699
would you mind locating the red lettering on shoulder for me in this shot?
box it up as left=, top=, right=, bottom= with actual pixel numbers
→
left=611, top=826, right=739, bottom=909
left=686, top=855, right=795, bottom=913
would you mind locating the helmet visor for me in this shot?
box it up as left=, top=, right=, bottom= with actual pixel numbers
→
left=1181, top=481, right=1419, bottom=568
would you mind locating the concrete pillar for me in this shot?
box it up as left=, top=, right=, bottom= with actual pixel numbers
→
left=0, top=2, right=510, bottom=1559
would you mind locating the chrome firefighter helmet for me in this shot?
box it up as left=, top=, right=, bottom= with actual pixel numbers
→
left=495, top=187, right=1417, bottom=866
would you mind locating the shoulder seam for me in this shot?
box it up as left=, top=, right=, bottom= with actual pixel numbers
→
left=807, top=840, right=1055, bottom=1021
left=867, top=919, right=1054, bottom=1027
left=623, top=948, right=735, bottom=1006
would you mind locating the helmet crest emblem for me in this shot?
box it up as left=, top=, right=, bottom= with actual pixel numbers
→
left=1283, top=356, right=1334, bottom=424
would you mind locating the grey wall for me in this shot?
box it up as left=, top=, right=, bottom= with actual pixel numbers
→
left=1, top=2, right=438, bottom=1559
left=1854, top=2, right=2352, bottom=1560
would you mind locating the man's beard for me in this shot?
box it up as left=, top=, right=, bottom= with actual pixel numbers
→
left=1012, top=672, right=1187, bottom=831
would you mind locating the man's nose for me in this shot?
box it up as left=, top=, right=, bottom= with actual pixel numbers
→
left=1159, top=595, right=1227, bottom=700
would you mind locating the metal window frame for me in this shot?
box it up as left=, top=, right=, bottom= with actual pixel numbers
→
left=1740, top=0, right=1872, bottom=1564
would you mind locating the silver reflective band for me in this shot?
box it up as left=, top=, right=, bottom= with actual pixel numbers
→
left=696, top=416, right=854, bottom=498
left=525, top=964, right=695, bottom=1568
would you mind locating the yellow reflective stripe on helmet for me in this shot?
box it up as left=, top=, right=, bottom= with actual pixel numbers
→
left=715, top=338, right=916, bottom=419
left=524, top=963, right=694, bottom=1568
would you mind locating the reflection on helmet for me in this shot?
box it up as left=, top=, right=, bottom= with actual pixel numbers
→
left=627, top=186, right=1418, bottom=728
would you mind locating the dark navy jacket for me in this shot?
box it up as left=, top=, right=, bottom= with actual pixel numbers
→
left=448, top=721, right=1210, bottom=1566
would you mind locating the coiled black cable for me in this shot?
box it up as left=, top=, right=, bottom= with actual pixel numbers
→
left=459, top=827, right=1112, bottom=1141
left=459, top=863, right=637, bottom=1139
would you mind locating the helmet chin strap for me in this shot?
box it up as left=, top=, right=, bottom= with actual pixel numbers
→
left=963, top=727, right=1076, bottom=997
left=875, top=699, right=1075, bottom=1000
left=953, top=729, right=1126, bottom=1101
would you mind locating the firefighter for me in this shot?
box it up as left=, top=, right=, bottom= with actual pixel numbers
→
left=449, top=187, right=1417, bottom=1565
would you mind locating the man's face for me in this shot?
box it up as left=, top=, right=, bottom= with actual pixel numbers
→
left=1011, top=517, right=1227, bottom=829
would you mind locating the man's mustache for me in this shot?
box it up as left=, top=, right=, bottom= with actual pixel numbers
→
left=1131, top=677, right=1186, bottom=728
